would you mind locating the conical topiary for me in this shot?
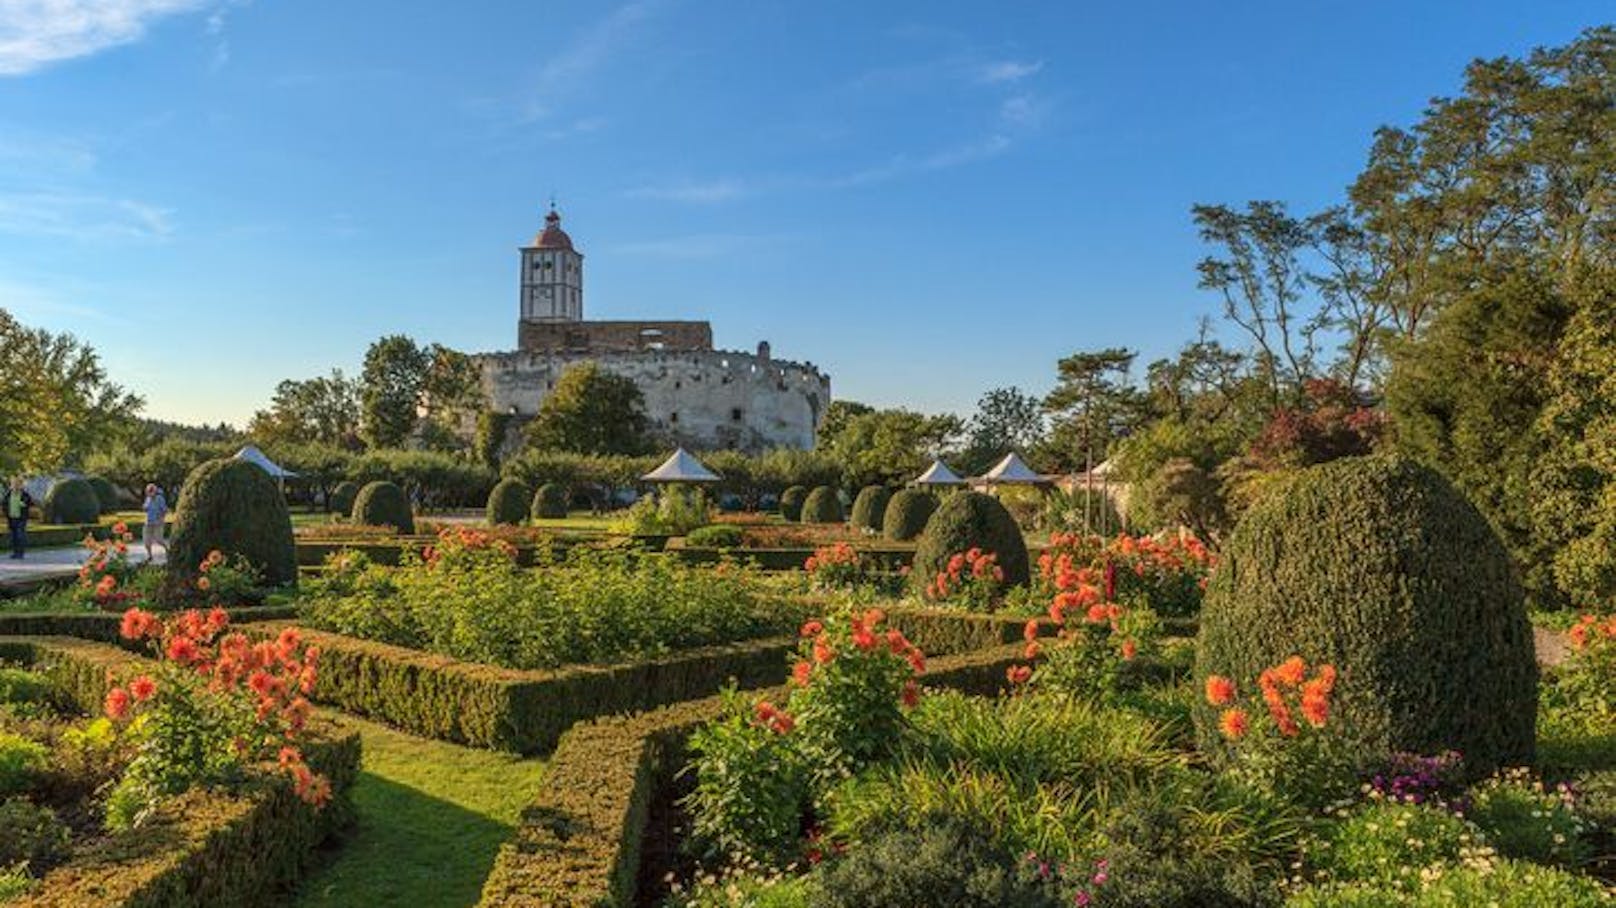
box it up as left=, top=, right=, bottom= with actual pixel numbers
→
left=850, top=485, right=892, bottom=533
left=800, top=486, right=845, bottom=524
left=882, top=489, right=938, bottom=542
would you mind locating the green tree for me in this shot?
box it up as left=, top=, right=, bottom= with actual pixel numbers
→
left=820, top=407, right=962, bottom=488
left=359, top=335, right=431, bottom=449
left=1041, top=348, right=1147, bottom=473
left=0, top=307, right=143, bottom=474
left=248, top=369, right=361, bottom=448
left=958, top=387, right=1045, bottom=475
left=524, top=361, right=652, bottom=455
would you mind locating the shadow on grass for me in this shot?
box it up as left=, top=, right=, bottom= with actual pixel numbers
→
left=288, top=771, right=514, bottom=908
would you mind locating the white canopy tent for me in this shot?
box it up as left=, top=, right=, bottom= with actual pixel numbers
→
left=641, top=447, right=721, bottom=484
left=911, top=458, right=966, bottom=487
left=233, top=445, right=298, bottom=479
left=976, top=451, right=1050, bottom=487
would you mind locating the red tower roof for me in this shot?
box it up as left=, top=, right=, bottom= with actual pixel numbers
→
left=533, top=208, right=574, bottom=250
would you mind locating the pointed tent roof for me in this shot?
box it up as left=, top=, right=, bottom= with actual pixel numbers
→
left=233, top=445, right=298, bottom=479
left=912, top=458, right=966, bottom=486
left=641, top=447, right=721, bottom=483
left=978, top=451, right=1048, bottom=485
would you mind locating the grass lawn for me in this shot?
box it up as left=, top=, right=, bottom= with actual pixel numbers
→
left=286, top=715, right=546, bottom=908
left=527, top=511, right=624, bottom=532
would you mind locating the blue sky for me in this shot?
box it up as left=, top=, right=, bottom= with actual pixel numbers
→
left=0, top=1, right=1607, bottom=426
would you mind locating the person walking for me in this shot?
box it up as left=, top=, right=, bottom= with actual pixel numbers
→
left=4, top=477, right=34, bottom=560
left=142, top=483, right=169, bottom=562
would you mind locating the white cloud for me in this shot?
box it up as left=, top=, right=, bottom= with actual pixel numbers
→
left=976, top=59, right=1043, bottom=84
left=0, top=0, right=216, bottom=75
left=0, top=192, right=173, bottom=240
left=998, top=93, right=1049, bottom=128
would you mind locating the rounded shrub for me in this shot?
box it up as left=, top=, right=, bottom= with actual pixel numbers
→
left=686, top=524, right=743, bottom=548
left=913, top=491, right=1030, bottom=588
left=800, top=486, right=845, bottom=524
left=485, top=478, right=532, bottom=526
left=86, top=476, right=121, bottom=514
left=328, top=480, right=360, bottom=516
left=532, top=482, right=570, bottom=520
left=882, top=489, right=938, bottom=541
left=849, top=485, right=892, bottom=533
left=168, top=459, right=297, bottom=586
left=352, top=480, right=414, bottom=535
left=43, top=477, right=100, bottom=524
left=779, top=485, right=808, bottom=522
left=1194, top=455, right=1537, bottom=771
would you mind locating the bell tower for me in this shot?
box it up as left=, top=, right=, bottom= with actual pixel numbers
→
left=519, top=205, right=584, bottom=323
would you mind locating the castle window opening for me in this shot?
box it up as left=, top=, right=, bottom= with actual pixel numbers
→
left=731, top=408, right=743, bottom=421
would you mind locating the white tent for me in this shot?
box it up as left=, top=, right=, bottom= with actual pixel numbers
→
left=641, top=447, right=721, bottom=483
left=977, top=451, right=1049, bottom=486
left=233, top=445, right=298, bottom=479
left=911, top=458, right=966, bottom=487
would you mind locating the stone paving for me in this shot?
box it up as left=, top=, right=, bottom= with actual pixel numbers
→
left=0, top=543, right=167, bottom=591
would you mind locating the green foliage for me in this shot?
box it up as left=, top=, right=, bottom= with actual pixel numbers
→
left=1285, top=859, right=1612, bottom=907
left=613, top=485, right=710, bottom=535
left=328, top=480, right=360, bottom=515
left=686, top=524, right=743, bottom=548
left=524, top=361, right=652, bottom=456
left=1195, top=456, right=1538, bottom=771
left=0, top=797, right=70, bottom=875
left=779, top=485, right=808, bottom=521
left=0, top=732, right=48, bottom=797
left=351, top=480, right=414, bottom=534
left=1041, top=347, right=1148, bottom=473
left=43, top=477, right=100, bottom=523
left=167, top=458, right=297, bottom=586
left=248, top=369, right=361, bottom=449
left=1465, top=769, right=1590, bottom=867
left=1304, top=801, right=1478, bottom=893
left=881, top=488, right=937, bottom=541
left=684, top=688, right=808, bottom=866
left=0, top=668, right=49, bottom=706
left=531, top=482, right=570, bottom=519
left=344, top=449, right=495, bottom=509
left=85, top=475, right=121, bottom=512
left=810, top=815, right=1066, bottom=908
left=913, top=491, right=1030, bottom=589
left=818, top=404, right=964, bottom=489
left=799, top=486, right=844, bottom=524
left=848, top=486, right=890, bottom=533
left=485, top=478, right=532, bottom=526
left=360, top=334, right=432, bottom=449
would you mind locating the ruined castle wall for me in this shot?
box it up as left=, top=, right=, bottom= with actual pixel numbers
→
left=517, top=319, right=713, bottom=354
left=478, top=348, right=829, bottom=452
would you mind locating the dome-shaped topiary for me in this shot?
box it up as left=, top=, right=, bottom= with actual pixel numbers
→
left=352, top=481, right=414, bottom=534
left=44, top=478, right=100, bottom=524
left=779, top=485, right=808, bottom=522
left=913, top=492, right=1029, bottom=588
left=882, top=489, right=939, bottom=541
left=850, top=485, right=892, bottom=533
left=328, top=481, right=360, bottom=516
left=800, top=486, right=845, bottom=524
left=532, top=482, right=570, bottom=519
left=86, top=476, right=120, bottom=514
left=1193, top=455, right=1537, bottom=772
left=486, top=479, right=532, bottom=526
left=168, top=459, right=296, bottom=586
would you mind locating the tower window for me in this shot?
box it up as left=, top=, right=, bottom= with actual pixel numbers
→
left=669, top=412, right=679, bottom=424
left=731, top=408, right=743, bottom=421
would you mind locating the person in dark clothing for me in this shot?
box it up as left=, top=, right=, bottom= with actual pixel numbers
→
left=4, top=477, right=35, bottom=560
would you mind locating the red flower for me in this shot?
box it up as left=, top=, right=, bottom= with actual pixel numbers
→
left=800, top=620, right=823, bottom=638
left=901, top=680, right=920, bottom=709
left=120, top=608, right=159, bottom=640
left=813, top=640, right=834, bottom=664
left=1270, top=656, right=1307, bottom=687
left=1023, top=620, right=1040, bottom=643
left=166, top=635, right=200, bottom=664
left=129, top=675, right=157, bottom=701
left=1023, top=642, right=1041, bottom=660
left=1219, top=707, right=1249, bottom=739
left=207, top=607, right=230, bottom=632
left=906, top=649, right=926, bottom=674
left=851, top=629, right=877, bottom=651
left=1006, top=665, right=1032, bottom=685
left=1119, top=639, right=1137, bottom=661
left=105, top=686, right=131, bottom=720
left=791, top=661, right=813, bottom=686
left=1204, top=675, right=1237, bottom=706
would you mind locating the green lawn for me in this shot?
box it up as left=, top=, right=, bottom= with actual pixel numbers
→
left=286, top=715, right=546, bottom=908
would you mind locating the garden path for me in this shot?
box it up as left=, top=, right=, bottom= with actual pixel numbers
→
left=0, top=545, right=166, bottom=592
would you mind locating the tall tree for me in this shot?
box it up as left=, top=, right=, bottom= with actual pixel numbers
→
left=820, top=407, right=963, bottom=488
left=359, top=335, right=431, bottom=449
left=1042, top=348, right=1147, bottom=473
left=959, top=387, right=1046, bottom=475
left=525, top=361, right=652, bottom=456
left=0, top=307, right=143, bottom=474
left=249, top=369, right=361, bottom=448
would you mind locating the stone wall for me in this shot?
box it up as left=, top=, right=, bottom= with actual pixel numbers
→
left=517, top=319, right=713, bottom=354
left=478, top=348, right=830, bottom=452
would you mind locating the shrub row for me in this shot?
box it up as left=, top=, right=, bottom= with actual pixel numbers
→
left=245, top=624, right=798, bottom=754
left=292, top=536, right=653, bottom=567
left=476, top=642, right=1029, bottom=908
left=0, top=607, right=297, bottom=654
left=667, top=544, right=915, bottom=572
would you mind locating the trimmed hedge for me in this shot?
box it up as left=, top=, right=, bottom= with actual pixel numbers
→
left=667, top=545, right=914, bottom=573
left=882, top=489, right=938, bottom=541
left=1195, top=455, right=1539, bottom=772
left=487, top=479, right=533, bottom=526
left=913, top=491, right=1030, bottom=588
left=20, top=522, right=148, bottom=550
left=800, top=486, right=844, bottom=524
left=87, top=476, right=121, bottom=514
left=44, top=478, right=101, bottom=524
left=532, top=483, right=571, bottom=519
left=0, top=607, right=296, bottom=653
left=352, top=481, right=414, bottom=534
left=684, top=525, right=743, bottom=548
left=328, top=480, right=361, bottom=516
left=477, top=642, right=1028, bottom=907
left=849, top=486, right=891, bottom=533
left=168, top=458, right=297, bottom=586
left=779, top=486, right=808, bottom=522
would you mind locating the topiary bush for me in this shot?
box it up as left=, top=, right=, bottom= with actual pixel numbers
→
left=86, top=476, right=121, bottom=514
left=168, top=458, right=297, bottom=586
left=351, top=480, right=414, bottom=535
left=486, top=478, right=533, bottom=526
left=329, top=481, right=360, bottom=516
left=913, top=492, right=1030, bottom=589
left=43, top=477, right=100, bottom=524
left=779, top=485, right=808, bottom=522
left=1194, top=455, right=1537, bottom=772
left=883, top=489, right=938, bottom=541
left=686, top=524, right=743, bottom=548
left=532, top=482, right=570, bottom=520
left=849, top=485, right=892, bottom=533
left=800, top=486, right=844, bottom=524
